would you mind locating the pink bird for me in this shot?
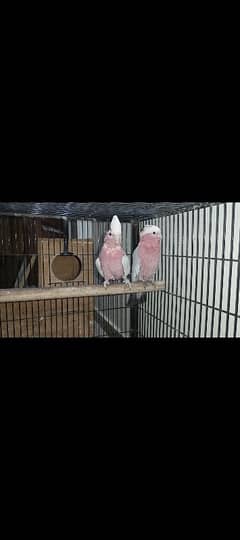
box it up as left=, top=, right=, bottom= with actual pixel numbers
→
left=129, top=224, right=161, bottom=305
left=96, top=216, right=130, bottom=288
left=132, top=225, right=161, bottom=282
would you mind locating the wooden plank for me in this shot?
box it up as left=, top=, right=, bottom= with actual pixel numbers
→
left=26, top=301, right=34, bottom=336
left=35, top=237, right=94, bottom=336
left=0, top=296, right=95, bottom=337
left=32, top=301, right=40, bottom=337
left=5, top=303, right=14, bottom=337
left=37, top=238, right=94, bottom=287
left=0, top=281, right=165, bottom=303
left=19, top=302, right=27, bottom=337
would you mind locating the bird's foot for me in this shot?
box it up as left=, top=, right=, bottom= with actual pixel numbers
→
left=103, top=280, right=110, bottom=288
left=123, top=277, right=131, bottom=288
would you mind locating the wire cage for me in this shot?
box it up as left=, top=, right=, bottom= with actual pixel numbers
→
left=0, top=202, right=239, bottom=338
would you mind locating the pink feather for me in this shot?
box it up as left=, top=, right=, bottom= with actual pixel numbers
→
left=99, top=231, right=126, bottom=281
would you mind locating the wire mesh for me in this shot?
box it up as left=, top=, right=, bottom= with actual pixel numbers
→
left=0, top=201, right=219, bottom=221
left=139, top=202, right=240, bottom=338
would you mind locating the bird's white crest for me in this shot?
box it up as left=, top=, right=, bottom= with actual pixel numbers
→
left=110, top=215, right=121, bottom=236
left=141, top=225, right=161, bottom=237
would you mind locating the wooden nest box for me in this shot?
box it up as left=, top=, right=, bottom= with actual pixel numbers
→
left=37, top=237, right=95, bottom=337
left=0, top=237, right=95, bottom=338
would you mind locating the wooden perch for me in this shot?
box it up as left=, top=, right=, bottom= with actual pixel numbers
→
left=0, top=281, right=165, bottom=303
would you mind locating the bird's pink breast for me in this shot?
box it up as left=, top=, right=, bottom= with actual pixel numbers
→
left=138, top=238, right=160, bottom=280
left=99, top=245, right=125, bottom=280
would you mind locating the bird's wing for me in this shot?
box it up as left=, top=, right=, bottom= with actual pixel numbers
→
left=122, top=254, right=130, bottom=277
left=95, top=257, right=104, bottom=278
left=131, top=246, right=140, bottom=282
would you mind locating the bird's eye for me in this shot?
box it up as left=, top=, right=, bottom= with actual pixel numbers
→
left=153, top=231, right=156, bottom=235
left=109, top=232, right=112, bottom=236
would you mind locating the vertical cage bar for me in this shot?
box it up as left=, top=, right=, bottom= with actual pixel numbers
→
left=198, top=207, right=206, bottom=338
left=187, top=210, right=194, bottom=337
left=173, top=213, right=180, bottom=337
left=193, top=209, right=200, bottom=338
left=5, top=305, right=9, bottom=337
left=155, top=217, right=162, bottom=337
left=204, top=206, right=213, bottom=337
left=61, top=297, right=63, bottom=337
left=211, top=204, right=220, bottom=337
left=161, top=216, right=167, bottom=337
left=165, top=216, right=171, bottom=337
left=217, top=203, right=227, bottom=337
left=36, top=300, right=40, bottom=337
left=0, top=307, right=2, bottom=338
left=44, top=299, right=47, bottom=337
left=178, top=212, right=185, bottom=337
left=25, top=300, right=29, bottom=337
left=233, top=224, right=240, bottom=338
left=31, top=300, right=34, bottom=337
left=183, top=211, right=190, bottom=337
left=225, top=203, right=236, bottom=337
left=87, top=219, right=90, bottom=337
left=142, top=222, right=147, bottom=337
left=169, top=215, right=175, bottom=337
left=47, top=233, right=51, bottom=286
left=11, top=303, right=15, bottom=337
left=130, top=222, right=139, bottom=338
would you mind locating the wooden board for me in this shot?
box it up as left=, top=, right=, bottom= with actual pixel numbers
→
left=37, top=238, right=94, bottom=336
left=0, top=238, right=95, bottom=337
left=0, top=298, right=94, bottom=337
left=37, top=238, right=94, bottom=288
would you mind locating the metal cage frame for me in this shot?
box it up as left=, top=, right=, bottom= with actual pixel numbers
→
left=0, top=202, right=239, bottom=338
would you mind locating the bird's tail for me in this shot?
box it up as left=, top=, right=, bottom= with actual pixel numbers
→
left=127, top=292, right=147, bottom=307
